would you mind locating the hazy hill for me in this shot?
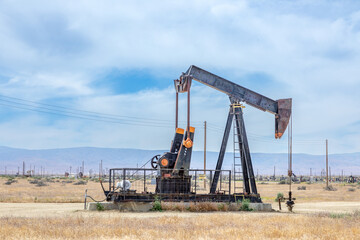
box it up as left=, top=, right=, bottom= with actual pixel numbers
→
left=0, top=146, right=359, bottom=176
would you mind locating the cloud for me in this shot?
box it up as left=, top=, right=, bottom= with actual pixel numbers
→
left=0, top=0, right=359, bottom=154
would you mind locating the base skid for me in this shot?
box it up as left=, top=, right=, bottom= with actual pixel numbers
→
left=106, top=191, right=262, bottom=203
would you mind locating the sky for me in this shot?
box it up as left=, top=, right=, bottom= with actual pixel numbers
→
left=0, top=0, right=360, bottom=154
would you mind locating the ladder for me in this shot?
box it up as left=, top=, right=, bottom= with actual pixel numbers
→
left=233, top=113, right=244, bottom=194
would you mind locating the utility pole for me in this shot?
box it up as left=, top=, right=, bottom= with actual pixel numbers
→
left=273, top=166, right=276, bottom=180
left=70, top=166, right=72, bottom=177
left=204, top=121, right=207, bottom=189
left=23, top=161, right=25, bottom=176
left=342, top=169, right=344, bottom=182
left=326, top=139, right=329, bottom=188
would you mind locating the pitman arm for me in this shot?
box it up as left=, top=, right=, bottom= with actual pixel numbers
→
left=184, top=65, right=292, bottom=138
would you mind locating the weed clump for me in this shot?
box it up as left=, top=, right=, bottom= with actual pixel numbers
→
left=240, top=199, right=253, bottom=211
left=324, top=185, right=337, bottom=191
left=151, top=196, right=162, bottom=211
left=36, top=181, right=48, bottom=187
left=96, top=202, right=104, bottom=211
left=73, top=180, right=87, bottom=185
left=298, top=186, right=306, bottom=190
left=275, top=192, right=284, bottom=202
left=4, top=178, right=17, bottom=185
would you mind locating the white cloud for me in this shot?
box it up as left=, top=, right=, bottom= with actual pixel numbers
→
left=0, top=0, right=359, bottom=154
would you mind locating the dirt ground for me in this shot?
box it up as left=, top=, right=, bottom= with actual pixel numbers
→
left=0, top=201, right=360, bottom=218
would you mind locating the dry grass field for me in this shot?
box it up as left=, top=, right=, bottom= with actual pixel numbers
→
left=0, top=210, right=359, bottom=239
left=1, top=176, right=360, bottom=239
left=1, top=177, right=359, bottom=203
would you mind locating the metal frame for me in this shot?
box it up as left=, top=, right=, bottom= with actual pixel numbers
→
left=104, top=168, right=261, bottom=203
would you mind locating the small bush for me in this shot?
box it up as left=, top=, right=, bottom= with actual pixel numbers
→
left=29, top=179, right=40, bottom=184
left=348, top=188, right=356, bottom=192
left=4, top=179, right=17, bottom=185
left=217, top=203, right=225, bottom=211
left=36, top=181, right=48, bottom=187
left=96, top=203, right=104, bottom=211
left=73, top=180, right=87, bottom=185
left=240, top=199, right=253, bottom=211
left=275, top=192, right=284, bottom=202
left=45, top=178, right=55, bottom=183
left=278, top=180, right=286, bottom=185
left=151, top=196, right=162, bottom=211
left=62, top=180, right=74, bottom=184
left=324, top=185, right=337, bottom=191
left=297, top=186, right=306, bottom=190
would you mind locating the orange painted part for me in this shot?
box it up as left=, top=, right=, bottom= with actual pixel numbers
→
left=275, top=133, right=283, bottom=139
left=161, top=158, right=169, bottom=167
left=189, top=126, right=195, bottom=133
left=183, top=138, right=193, bottom=148
left=163, top=173, right=171, bottom=178
left=176, top=128, right=185, bottom=134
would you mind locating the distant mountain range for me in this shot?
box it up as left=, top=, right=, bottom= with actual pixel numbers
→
left=0, top=146, right=359, bottom=176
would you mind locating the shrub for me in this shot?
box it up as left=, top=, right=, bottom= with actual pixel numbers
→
left=275, top=192, right=284, bottom=202
left=217, top=203, right=225, bottom=211
left=96, top=203, right=104, bottom=211
left=4, top=179, right=17, bottom=185
left=278, top=180, right=286, bottom=185
left=348, top=188, right=356, bottom=192
left=36, top=181, right=48, bottom=187
left=29, top=179, right=40, bottom=184
left=151, top=196, right=162, bottom=211
left=324, top=185, right=337, bottom=191
left=297, top=186, right=306, bottom=190
left=73, top=180, right=87, bottom=185
left=240, top=199, right=253, bottom=211
left=45, top=178, right=55, bottom=183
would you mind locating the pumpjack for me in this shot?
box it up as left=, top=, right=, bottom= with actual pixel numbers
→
left=104, top=65, right=291, bottom=203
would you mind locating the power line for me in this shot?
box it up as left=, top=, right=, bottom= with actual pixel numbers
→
left=0, top=94, right=203, bottom=125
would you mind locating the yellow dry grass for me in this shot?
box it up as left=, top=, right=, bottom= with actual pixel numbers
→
left=1, top=177, right=360, bottom=239
left=1, top=177, right=359, bottom=203
left=0, top=177, right=104, bottom=203
left=0, top=212, right=359, bottom=240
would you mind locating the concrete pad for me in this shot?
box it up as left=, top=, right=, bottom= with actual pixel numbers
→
left=88, top=201, right=272, bottom=212
left=249, top=203, right=273, bottom=212
left=88, top=202, right=153, bottom=212
left=88, top=202, right=118, bottom=211
left=228, top=202, right=273, bottom=212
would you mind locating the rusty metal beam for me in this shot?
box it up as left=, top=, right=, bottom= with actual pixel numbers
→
left=185, top=65, right=291, bottom=139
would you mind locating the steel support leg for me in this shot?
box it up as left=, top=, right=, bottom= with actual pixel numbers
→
left=210, top=109, right=233, bottom=193
left=234, top=113, right=250, bottom=194
left=237, top=108, right=258, bottom=194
